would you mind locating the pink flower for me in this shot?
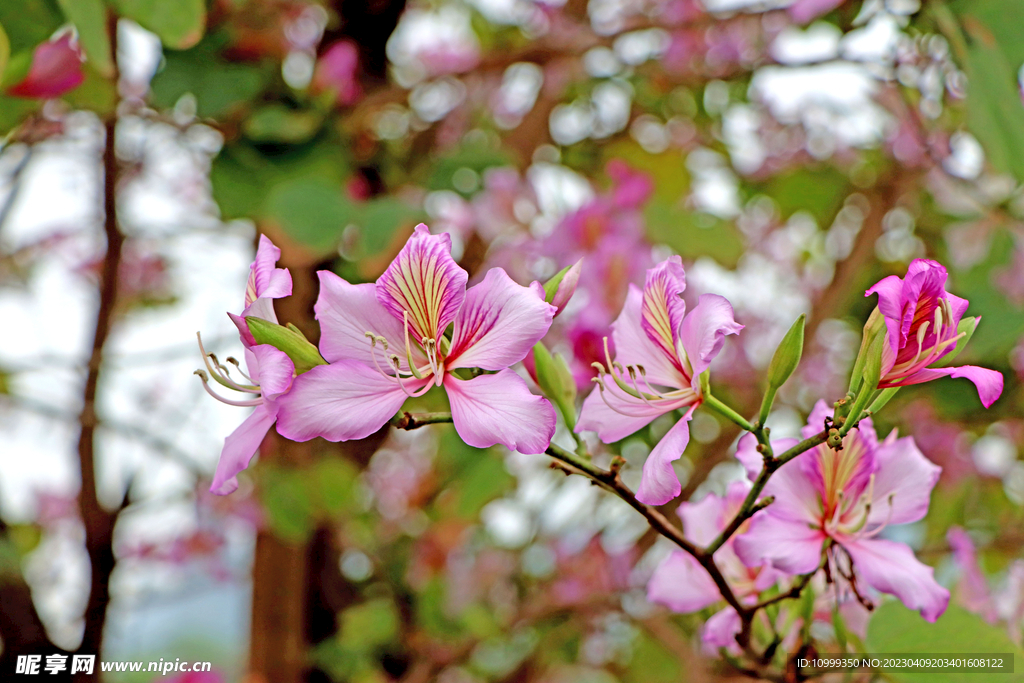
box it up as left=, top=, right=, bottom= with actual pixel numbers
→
left=947, top=527, right=998, bottom=624
left=276, top=224, right=557, bottom=453
left=733, top=401, right=949, bottom=622
left=311, top=40, right=362, bottom=107
left=866, top=259, right=1003, bottom=408
left=647, top=480, right=779, bottom=653
left=575, top=256, right=743, bottom=505
left=198, top=236, right=295, bottom=495
left=7, top=34, right=84, bottom=99
left=788, top=0, right=845, bottom=24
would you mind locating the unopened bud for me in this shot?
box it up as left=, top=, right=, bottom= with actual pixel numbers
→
left=759, top=314, right=805, bottom=425
left=533, top=342, right=577, bottom=430
left=541, top=259, right=582, bottom=317
left=246, top=316, right=327, bottom=374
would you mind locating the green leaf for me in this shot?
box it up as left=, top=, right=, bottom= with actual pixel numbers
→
left=533, top=342, right=577, bottom=431
left=111, top=0, right=205, bottom=49
left=757, top=166, right=849, bottom=225
left=243, top=104, right=324, bottom=144
left=340, top=599, right=400, bottom=652
left=623, top=632, right=685, bottom=683
left=246, top=316, right=326, bottom=374
left=866, top=602, right=1024, bottom=682
left=0, top=22, right=9, bottom=84
left=150, top=35, right=267, bottom=119
left=760, top=314, right=805, bottom=424
left=0, top=0, right=63, bottom=54
left=965, top=42, right=1024, bottom=181
left=264, top=178, right=359, bottom=254
left=644, top=200, right=744, bottom=267
left=57, top=0, right=113, bottom=78
left=261, top=467, right=318, bottom=543
left=313, top=457, right=358, bottom=517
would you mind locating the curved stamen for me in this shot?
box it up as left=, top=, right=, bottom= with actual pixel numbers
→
left=403, top=311, right=425, bottom=380
left=197, top=333, right=259, bottom=392
left=195, top=370, right=263, bottom=407
left=392, top=357, right=432, bottom=398
left=225, top=357, right=254, bottom=383
left=364, top=335, right=399, bottom=384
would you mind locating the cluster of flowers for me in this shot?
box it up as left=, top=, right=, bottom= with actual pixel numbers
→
left=196, top=224, right=1003, bottom=647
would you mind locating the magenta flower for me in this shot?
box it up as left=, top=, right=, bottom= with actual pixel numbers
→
left=647, top=480, right=779, bottom=652
left=866, top=258, right=1003, bottom=408
left=787, top=0, right=845, bottom=24
left=311, top=40, right=362, bottom=107
left=733, top=401, right=949, bottom=622
left=198, top=236, right=295, bottom=495
left=575, top=256, right=743, bottom=505
left=276, top=224, right=557, bottom=453
left=7, top=34, right=84, bottom=99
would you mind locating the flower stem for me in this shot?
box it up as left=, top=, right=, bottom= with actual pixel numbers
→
left=703, top=394, right=755, bottom=432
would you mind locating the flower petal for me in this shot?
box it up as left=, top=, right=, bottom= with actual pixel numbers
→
left=841, top=537, right=949, bottom=622
left=678, top=484, right=733, bottom=547
left=246, top=235, right=292, bottom=308
left=733, top=513, right=825, bottom=575
left=641, top=256, right=688, bottom=363
left=868, top=435, right=941, bottom=527
left=735, top=433, right=799, bottom=481
left=613, top=284, right=687, bottom=388
left=445, top=369, right=555, bottom=454
left=701, top=608, right=742, bottom=654
left=637, top=408, right=695, bottom=506
left=678, top=294, right=744, bottom=393
left=376, top=224, right=468, bottom=344
left=575, top=381, right=666, bottom=443
left=250, top=345, right=295, bottom=400
left=276, top=361, right=421, bottom=442
left=211, top=405, right=276, bottom=495
left=759, top=454, right=824, bottom=526
left=647, top=551, right=720, bottom=613
left=448, top=268, right=555, bottom=370
left=315, top=271, right=420, bottom=368
left=896, top=365, right=1004, bottom=408
left=947, top=527, right=998, bottom=623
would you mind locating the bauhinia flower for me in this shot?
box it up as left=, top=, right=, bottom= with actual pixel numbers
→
left=575, top=256, right=743, bottom=505
left=197, top=236, right=295, bottom=495
left=733, top=401, right=949, bottom=622
left=7, top=34, right=84, bottom=99
left=866, top=258, right=1003, bottom=407
left=647, top=480, right=779, bottom=652
left=276, top=224, right=557, bottom=453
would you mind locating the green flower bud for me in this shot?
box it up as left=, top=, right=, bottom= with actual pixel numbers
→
left=246, top=317, right=327, bottom=374
left=533, top=342, right=577, bottom=431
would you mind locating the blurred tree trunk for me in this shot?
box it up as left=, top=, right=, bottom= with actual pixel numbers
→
left=247, top=257, right=316, bottom=683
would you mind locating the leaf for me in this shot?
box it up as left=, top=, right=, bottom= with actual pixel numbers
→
left=263, top=177, right=359, bottom=254
left=0, top=0, right=63, bottom=53
left=57, top=0, right=113, bottom=78
left=965, top=43, right=1024, bottom=181
left=757, top=166, right=849, bottom=225
left=952, top=0, right=1024, bottom=68
left=866, top=602, right=1024, bottom=683
left=644, top=200, right=745, bottom=267
left=313, top=457, right=359, bottom=517
left=340, top=599, right=400, bottom=652
left=623, top=631, right=685, bottom=683
left=0, top=22, right=9, bottom=84
left=149, top=34, right=267, bottom=119
left=260, top=467, right=318, bottom=543
left=111, top=0, right=205, bottom=50
left=243, top=104, right=324, bottom=144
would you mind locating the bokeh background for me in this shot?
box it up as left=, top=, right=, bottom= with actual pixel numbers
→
left=1, top=0, right=1023, bottom=681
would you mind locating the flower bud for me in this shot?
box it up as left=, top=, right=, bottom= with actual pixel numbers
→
left=532, top=342, right=577, bottom=430
left=759, top=314, right=805, bottom=425
left=246, top=317, right=326, bottom=374
left=542, top=259, right=582, bottom=317
left=847, top=307, right=885, bottom=395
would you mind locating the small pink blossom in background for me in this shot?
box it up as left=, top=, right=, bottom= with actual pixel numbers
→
left=7, top=34, right=84, bottom=99
left=163, top=670, right=225, bottom=683
left=311, top=40, right=362, bottom=107
left=576, top=256, right=742, bottom=505
left=788, top=0, right=845, bottom=24
left=947, top=527, right=999, bottom=624
left=418, top=44, right=480, bottom=78
left=734, top=401, right=949, bottom=622
left=277, top=224, right=556, bottom=454
left=866, top=258, right=1003, bottom=407
left=647, top=480, right=779, bottom=653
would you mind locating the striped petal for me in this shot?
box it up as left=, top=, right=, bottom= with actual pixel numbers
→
left=245, top=235, right=292, bottom=308
left=376, top=224, right=468, bottom=345
left=641, top=256, right=688, bottom=364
